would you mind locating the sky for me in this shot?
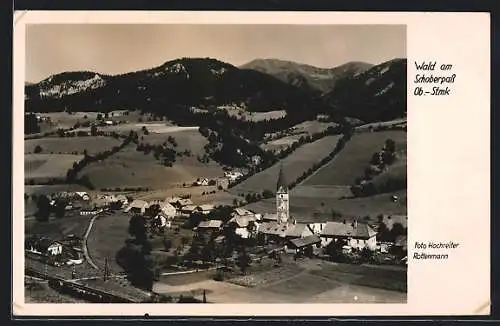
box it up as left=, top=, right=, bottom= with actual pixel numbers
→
left=26, top=24, right=406, bottom=83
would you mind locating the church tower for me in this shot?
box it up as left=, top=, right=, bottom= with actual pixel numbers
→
left=276, top=164, right=289, bottom=224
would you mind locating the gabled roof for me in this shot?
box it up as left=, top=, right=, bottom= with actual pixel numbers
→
left=233, top=208, right=254, bottom=216
left=229, top=215, right=258, bottom=228
left=165, top=196, right=182, bottom=203
left=181, top=205, right=197, bottom=212
left=258, top=221, right=288, bottom=237
left=197, top=204, right=214, bottom=211
left=321, top=221, right=376, bottom=239
left=289, top=234, right=321, bottom=248
left=284, top=223, right=309, bottom=238
left=177, top=198, right=193, bottom=206
left=198, top=220, right=223, bottom=228
left=128, top=200, right=149, bottom=209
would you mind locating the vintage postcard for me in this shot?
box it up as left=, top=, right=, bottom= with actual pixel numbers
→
left=13, top=11, right=490, bottom=316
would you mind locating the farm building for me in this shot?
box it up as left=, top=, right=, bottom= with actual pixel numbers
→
left=257, top=221, right=313, bottom=242
left=165, top=196, right=182, bottom=205
left=320, top=220, right=377, bottom=251
left=287, top=234, right=322, bottom=256
left=115, top=195, right=129, bottom=206
left=196, top=220, right=223, bottom=232
left=124, top=200, right=149, bottom=214
left=228, top=214, right=260, bottom=239
left=195, top=204, right=215, bottom=215
left=159, top=202, right=177, bottom=218
left=74, top=192, right=90, bottom=201
left=180, top=204, right=198, bottom=216
left=176, top=198, right=194, bottom=208
left=196, top=178, right=210, bottom=186
left=231, top=208, right=256, bottom=219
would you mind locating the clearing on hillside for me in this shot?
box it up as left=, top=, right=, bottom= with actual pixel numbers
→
left=303, top=131, right=406, bottom=186
left=230, top=135, right=342, bottom=195
left=25, top=136, right=122, bottom=155
left=80, top=140, right=224, bottom=190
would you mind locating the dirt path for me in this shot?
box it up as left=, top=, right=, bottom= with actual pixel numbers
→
left=82, top=214, right=101, bottom=270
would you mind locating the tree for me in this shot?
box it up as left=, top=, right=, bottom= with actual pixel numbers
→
left=34, top=145, right=43, bottom=154
left=129, top=215, right=147, bottom=242
left=97, top=113, right=103, bottom=120
left=54, top=199, right=67, bottom=219
left=262, top=189, right=274, bottom=199
left=90, top=125, right=98, bottom=136
left=237, top=249, right=251, bottom=274
left=385, top=139, right=396, bottom=153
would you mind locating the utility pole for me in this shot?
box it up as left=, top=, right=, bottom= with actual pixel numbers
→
left=104, top=257, right=109, bottom=282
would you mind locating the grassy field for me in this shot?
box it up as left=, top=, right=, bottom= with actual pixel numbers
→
left=86, top=213, right=131, bottom=273
left=25, top=136, right=122, bottom=155
left=230, top=135, right=342, bottom=195
left=25, top=153, right=83, bottom=180
left=25, top=213, right=93, bottom=240
left=81, top=141, right=224, bottom=189
left=223, top=107, right=287, bottom=121
left=303, top=131, right=406, bottom=186
left=261, top=120, right=338, bottom=152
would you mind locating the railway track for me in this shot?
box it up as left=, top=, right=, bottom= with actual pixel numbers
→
left=25, top=267, right=148, bottom=303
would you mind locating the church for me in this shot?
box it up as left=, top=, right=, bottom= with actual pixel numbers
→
left=258, top=164, right=314, bottom=241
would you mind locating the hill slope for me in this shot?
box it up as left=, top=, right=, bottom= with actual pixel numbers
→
left=240, top=59, right=372, bottom=94
left=25, top=58, right=323, bottom=118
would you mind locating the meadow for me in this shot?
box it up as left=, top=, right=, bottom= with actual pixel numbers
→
left=25, top=153, right=83, bottom=180
left=303, top=131, right=407, bottom=186
left=230, top=135, right=342, bottom=195
left=25, top=136, right=122, bottom=155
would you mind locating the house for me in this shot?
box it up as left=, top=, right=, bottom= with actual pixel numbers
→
left=228, top=213, right=259, bottom=239
left=251, top=155, right=262, bottom=166
left=104, top=120, right=114, bottom=126
left=320, top=220, right=377, bottom=251
left=26, top=237, right=63, bottom=256
left=124, top=200, right=149, bottom=214
left=284, top=222, right=314, bottom=239
left=196, top=178, right=210, bottom=186
left=115, top=195, right=129, bottom=206
left=225, top=171, right=244, bottom=182
left=257, top=221, right=313, bottom=242
left=287, top=234, right=322, bottom=255
left=166, top=196, right=182, bottom=205
left=154, top=214, right=171, bottom=229
left=307, top=222, right=326, bottom=235
left=159, top=202, right=177, bottom=218
left=74, top=192, right=90, bottom=201
left=196, top=220, right=223, bottom=232
left=195, top=204, right=215, bottom=215
left=177, top=198, right=193, bottom=208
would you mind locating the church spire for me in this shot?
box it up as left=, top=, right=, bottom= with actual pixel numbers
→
left=276, top=163, right=288, bottom=192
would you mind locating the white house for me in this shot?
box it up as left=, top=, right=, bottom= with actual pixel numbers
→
left=196, top=178, right=210, bottom=186
left=159, top=202, right=177, bottom=218
left=116, top=195, right=129, bottom=206
left=124, top=200, right=149, bottom=214
left=26, top=237, right=63, bottom=256
left=320, top=220, right=377, bottom=250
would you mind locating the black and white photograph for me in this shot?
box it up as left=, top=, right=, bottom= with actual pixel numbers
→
left=22, top=23, right=408, bottom=304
